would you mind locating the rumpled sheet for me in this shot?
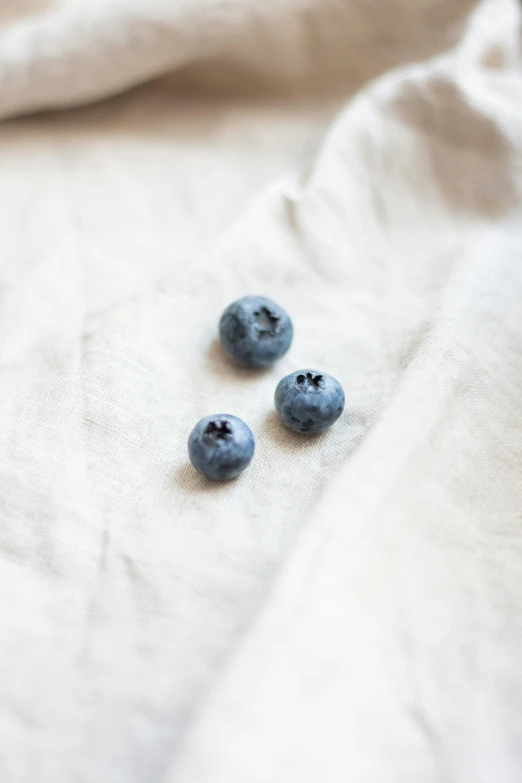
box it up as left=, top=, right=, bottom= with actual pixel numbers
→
left=1, top=0, right=521, bottom=780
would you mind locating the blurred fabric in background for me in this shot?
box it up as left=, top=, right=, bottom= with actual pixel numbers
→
left=0, top=1, right=521, bottom=782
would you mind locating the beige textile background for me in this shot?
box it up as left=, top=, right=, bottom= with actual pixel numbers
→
left=0, top=0, right=521, bottom=781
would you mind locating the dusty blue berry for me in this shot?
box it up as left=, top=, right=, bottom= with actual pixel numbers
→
left=275, top=370, right=345, bottom=434
left=219, top=295, right=293, bottom=368
left=188, top=414, right=255, bottom=481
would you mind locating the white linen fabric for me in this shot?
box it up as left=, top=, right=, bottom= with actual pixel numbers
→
left=1, top=0, right=521, bottom=781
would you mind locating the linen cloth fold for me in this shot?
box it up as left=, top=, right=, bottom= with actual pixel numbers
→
left=0, top=0, right=521, bottom=781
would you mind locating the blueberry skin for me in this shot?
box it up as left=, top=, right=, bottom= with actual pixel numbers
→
left=188, top=414, right=255, bottom=481
left=275, top=370, right=345, bottom=434
left=219, top=295, right=293, bottom=368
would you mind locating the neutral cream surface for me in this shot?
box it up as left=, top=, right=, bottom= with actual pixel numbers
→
left=0, top=1, right=521, bottom=781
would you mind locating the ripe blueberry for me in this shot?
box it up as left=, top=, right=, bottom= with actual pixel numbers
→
left=274, top=370, right=345, bottom=434
left=188, top=414, right=255, bottom=481
left=219, top=295, right=293, bottom=368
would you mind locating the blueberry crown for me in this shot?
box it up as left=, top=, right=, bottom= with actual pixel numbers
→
left=296, top=372, right=324, bottom=389
left=204, top=420, right=233, bottom=441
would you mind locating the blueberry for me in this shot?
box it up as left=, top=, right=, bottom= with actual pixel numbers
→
left=274, top=370, right=345, bottom=434
left=188, top=414, right=255, bottom=481
left=219, top=295, right=293, bottom=368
